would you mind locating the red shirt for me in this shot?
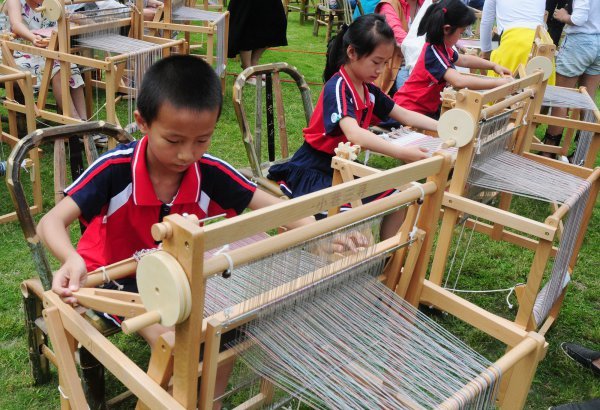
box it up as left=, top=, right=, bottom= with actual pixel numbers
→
left=65, top=136, right=256, bottom=271
left=304, top=66, right=395, bottom=154
left=393, top=42, right=458, bottom=116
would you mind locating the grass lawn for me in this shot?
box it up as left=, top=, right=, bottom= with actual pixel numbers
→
left=0, top=11, right=599, bottom=409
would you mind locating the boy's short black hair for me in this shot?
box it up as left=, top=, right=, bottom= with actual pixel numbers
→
left=137, top=55, right=222, bottom=125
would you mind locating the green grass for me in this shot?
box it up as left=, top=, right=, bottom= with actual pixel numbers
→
left=1, top=12, right=599, bottom=409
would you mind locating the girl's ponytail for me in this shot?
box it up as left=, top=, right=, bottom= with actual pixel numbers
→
left=418, top=0, right=475, bottom=45
left=323, top=24, right=350, bottom=82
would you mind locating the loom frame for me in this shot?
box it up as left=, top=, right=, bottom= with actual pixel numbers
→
left=1, top=65, right=42, bottom=224
left=428, top=70, right=600, bottom=334
left=145, top=0, right=229, bottom=90
left=1, top=0, right=185, bottom=127
left=40, top=152, right=545, bottom=409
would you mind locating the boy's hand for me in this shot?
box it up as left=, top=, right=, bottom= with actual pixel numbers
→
left=553, top=8, right=570, bottom=24
left=52, top=254, right=87, bottom=305
left=399, top=146, right=429, bottom=163
left=330, top=230, right=371, bottom=253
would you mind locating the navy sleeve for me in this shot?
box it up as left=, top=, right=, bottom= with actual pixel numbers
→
left=64, top=143, right=135, bottom=223
left=322, top=75, right=358, bottom=135
left=200, top=155, right=257, bottom=216
left=451, top=47, right=459, bottom=64
left=424, top=45, right=453, bottom=83
left=367, top=84, right=395, bottom=121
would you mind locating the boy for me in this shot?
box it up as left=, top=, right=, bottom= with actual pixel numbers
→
left=38, top=53, right=317, bottom=376
left=38, top=55, right=366, bottom=407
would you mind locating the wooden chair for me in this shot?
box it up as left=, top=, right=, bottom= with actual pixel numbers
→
left=40, top=150, right=547, bottom=409
left=232, top=62, right=313, bottom=197
left=7, top=122, right=134, bottom=408
left=312, top=0, right=352, bottom=43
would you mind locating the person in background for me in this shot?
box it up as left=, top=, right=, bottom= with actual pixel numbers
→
left=393, top=0, right=511, bottom=119
left=227, top=0, right=287, bottom=85
left=6, top=0, right=88, bottom=120
left=375, top=0, right=425, bottom=94
left=545, top=0, right=572, bottom=46
left=480, top=0, right=555, bottom=84
left=542, top=0, right=600, bottom=157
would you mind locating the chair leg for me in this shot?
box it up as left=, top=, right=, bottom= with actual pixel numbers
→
left=23, top=293, right=51, bottom=385
left=326, top=12, right=334, bottom=43
left=80, top=347, right=107, bottom=410
left=313, top=8, right=320, bottom=36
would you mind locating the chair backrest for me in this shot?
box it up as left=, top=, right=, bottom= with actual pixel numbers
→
left=233, top=62, right=313, bottom=197
left=7, top=122, right=134, bottom=290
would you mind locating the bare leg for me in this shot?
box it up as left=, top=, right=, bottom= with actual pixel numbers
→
left=250, top=47, right=267, bottom=66
left=239, top=50, right=252, bottom=69
left=579, top=73, right=600, bottom=101
left=51, top=74, right=87, bottom=120
left=546, top=73, right=580, bottom=136
left=70, top=85, right=88, bottom=120
left=380, top=208, right=407, bottom=240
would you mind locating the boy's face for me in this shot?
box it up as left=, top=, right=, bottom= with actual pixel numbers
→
left=135, top=102, right=219, bottom=176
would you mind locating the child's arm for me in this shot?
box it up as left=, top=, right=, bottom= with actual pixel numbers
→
left=388, top=104, right=438, bottom=132
left=37, top=197, right=87, bottom=304
left=6, top=0, right=48, bottom=47
left=248, top=189, right=315, bottom=229
left=443, top=63, right=512, bottom=91
left=248, top=188, right=368, bottom=251
left=456, top=53, right=512, bottom=76
left=340, top=117, right=429, bottom=163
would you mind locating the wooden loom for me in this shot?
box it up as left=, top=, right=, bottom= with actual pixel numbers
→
left=38, top=148, right=546, bottom=409
left=0, top=64, right=42, bottom=224
left=1, top=0, right=185, bottom=126
left=146, top=0, right=229, bottom=89
left=428, top=67, right=600, bottom=335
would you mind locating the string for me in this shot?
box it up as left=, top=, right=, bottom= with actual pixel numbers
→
left=461, top=108, right=593, bottom=325
left=231, top=256, right=499, bottom=408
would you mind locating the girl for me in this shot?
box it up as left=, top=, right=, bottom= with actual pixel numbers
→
left=393, top=0, right=513, bottom=119
left=6, top=0, right=89, bottom=121
left=268, top=14, right=437, bottom=238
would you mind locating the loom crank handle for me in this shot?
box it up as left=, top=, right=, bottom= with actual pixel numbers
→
left=437, top=108, right=476, bottom=148
left=122, top=311, right=161, bottom=334
left=35, top=0, right=63, bottom=21
left=151, top=214, right=199, bottom=241
left=122, top=251, right=192, bottom=334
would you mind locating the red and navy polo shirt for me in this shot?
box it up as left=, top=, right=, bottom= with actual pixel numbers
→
left=304, top=66, right=395, bottom=154
left=65, top=136, right=257, bottom=271
left=393, top=43, right=459, bottom=116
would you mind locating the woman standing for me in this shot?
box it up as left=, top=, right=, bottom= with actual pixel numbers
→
left=227, top=0, right=288, bottom=83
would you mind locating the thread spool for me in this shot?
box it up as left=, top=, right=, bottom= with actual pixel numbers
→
left=437, top=108, right=476, bottom=148
left=121, top=251, right=192, bottom=334
left=35, top=0, right=63, bottom=21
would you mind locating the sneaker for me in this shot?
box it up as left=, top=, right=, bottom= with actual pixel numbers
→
left=246, top=75, right=266, bottom=87
left=550, top=399, right=600, bottom=410
left=560, top=342, right=600, bottom=377
left=91, top=134, right=108, bottom=147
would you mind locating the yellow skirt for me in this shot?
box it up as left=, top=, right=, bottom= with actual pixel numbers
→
left=489, top=27, right=556, bottom=85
